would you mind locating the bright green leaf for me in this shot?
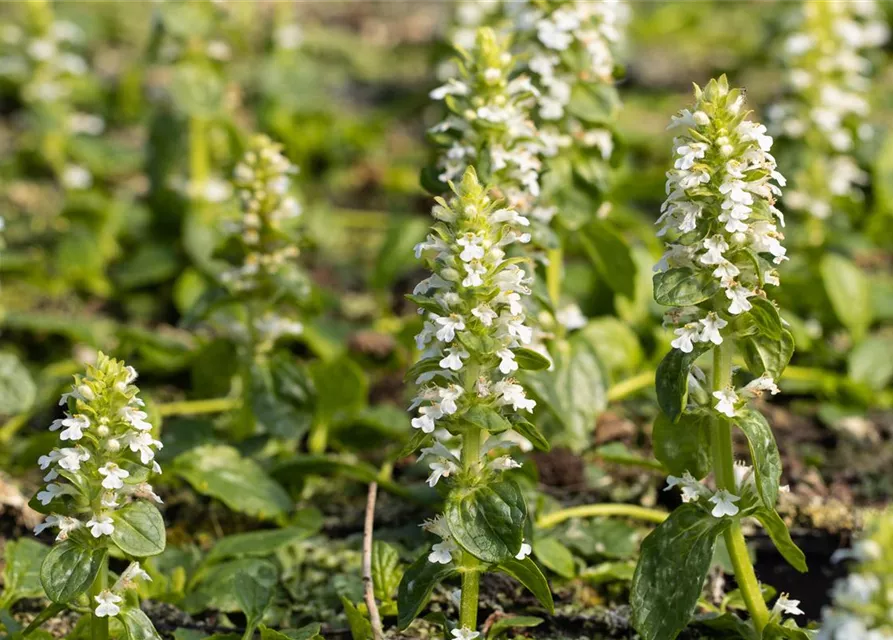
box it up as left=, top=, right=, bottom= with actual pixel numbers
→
left=532, top=536, right=576, bottom=578
left=446, top=480, right=527, bottom=563
left=111, top=501, right=166, bottom=557
left=40, top=540, right=106, bottom=604
left=653, top=268, right=718, bottom=307
left=119, top=606, right=163, bottom=640
left=754, top=509, right=807, bottom=573
left=0, top=353, right=36, bottom=415
left=820, top=254, right=873, bottom=340
left=735, top=409, right=782, bottom=509
left=512, top=347, right=551, bottom=371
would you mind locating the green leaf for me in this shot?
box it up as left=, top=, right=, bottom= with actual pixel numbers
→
left=404, top=294, right=444, bottom=315
left=372, top=541, right=403, bottom=603
left=259, top=623, right=323, bottom=640
left=462, top=406, right=512, bottom=433
left=582, top=220, right=636, bottom=298
left=754, top=509, right=807, bottom=573
left=739, top=330, right=794, bottom=380
left=445, top=480, right=527, bottom=563
left=575, top=318, right=644, bottom=380
left=695, top=612, right=759, bottom=640
left=723, top=584, right=776, bottom=612
left=206, top=525, right=318, bottom=564
left=40, top=540, right=106, bottom=604
left=631, top=504, right=731, bottom=640
left=655, top=344, right=708, bottom=422
left=848, top=334, right=893, bottom=391
left=235, top=561, right=277, bottom=628
left=341, top=596, right=373, bottom=640
left=652, top=409, right=711, bottom=478
left=511, top=419, right=550, bottom=452
left=747, top=298, right=783, bottom=340
left=532, top=536, right=576, bottom=578
left=820, top=253, right=873, bottom=340
left=762, top=622, right=813, bottom=640
left=310, top=355, right=368, bottom=426
left=512, top=347, right=551, bottom=371
left=653, top=268, right=719, bottom=307
left=119, top=606, right=163, bottom=640
left=184, top=558, right=274, bottom=614
left=523, top=334, right=607, bottom=452
left=735, top=409, right=782, bottom=509
left=486, top=615, right=544, bottom=639
left=396, top=554, right=456, bottom=630
left=174, top=445, right=292, bottom=521
left=0, top=538, right=48, bottom=608
left=0, top=353, right=36, bottom=415
left=111, top=501, right=167, bottom=557
left=496, top=557, right=555, bottom=613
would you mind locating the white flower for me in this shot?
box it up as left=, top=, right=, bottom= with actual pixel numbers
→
left=713, top=389, right=739, bottom=418
left=86, top=515, right=115, bottom=538
left=427, top=459, right=458, bottom=487
left=33, top=514, right=80, bottom=541
left=697, top=313, right=727, bottom=345
left=411, top=405, right=442, bottom=434
left=61, top=164, right=92, bottom=190
left=555, top=304, right=587, bottom=330
left=115, top=562, right=152, bottom=591
left=709, top=489, right=741, bottom=517
left=438, top=385, right=463, bottom=415
left=665, top=472, right=706, bottom=503
left=725, top=284, right=754, bottom=315
left=57, top=447, right=90, bottom=471
left=36, top=483, right=71, bottom=506
left=772, top=593, right=804, bottom=617
left=515, top=541, right=532, bottom=560
left=451, top=627, right=480, bottom=640
left=699, top=235, right=729, bottom=265
left=495, top=381, right=536, bottom=412
left=439, top=346, right=470, bottom=371
left=743, top=374, right=780, bottom=397
left=59, top=414, right=90, bottom=441
left=93, top=591, right=122, bottom=618
left=488, top=455, right=522, bottom=472
left=98, top=462, right=130, bottom=490
left=496, top=349, right=518, bottom=374
left=428, top=539, right=458, bottom=565
left=435, top=315, right=466, bottom=342
left=127, top=432, right=162, bottom=465
left=670, top=323, right=700, bottom=353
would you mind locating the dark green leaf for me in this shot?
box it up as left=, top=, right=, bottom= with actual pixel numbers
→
left=511, top=419, right=550, bottom=452
left=111, top=501, right=167, bottom=557
left=653, top=268, right=719, bottom=307
left=631, top=504, right=731, bottom=640
left=747, top=298, right=782, bottom=340
left=404, top=294, right=444, bottom=315
left=655, top=344, right=708, bottom=422
left=512, top=347, right=551, bottom=371
left=40, top=540, right=106, bottom=604
left=119, top=606, right=163, bottom=640
left=486, top=615, right=544, bottom=639
left=695, top=613, right=759, bottom=640
left=259, top=624, right=323, bottom=640
left=235, top=561, right=277, bottom=623
left=754, top=509, right=807, bottom=573
left=497, top=556, right=555, bottom=613
left=532, top=537, right=576, bottom=578
left=446, top=480, right=527, bottom=563
left=396, top=553, right=456, bottom=629
left=735, top=409, right=781, bottom=509
left=652, top=409, right=712, bottom=478
left=462, top=406, right=512, bottom=433
left=739, top=330, right=794, bottom=380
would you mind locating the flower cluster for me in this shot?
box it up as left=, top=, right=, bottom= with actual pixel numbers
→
left=428, top=28, right=543, bottom=219
left=656, top=75, right=787, bottom=366
left=818, top=510, right=893, bottom=640
left=767, top=0, right=888, bottom=222
left=410, top=167, right=536, bottom=561
left=92, top=561, right=153, bottom=619
left=519, top=0, right=628, bottom=172
left=32, top=353, right=162, bottom=542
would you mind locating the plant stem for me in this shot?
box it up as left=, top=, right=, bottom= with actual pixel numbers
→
left=606, top=370, right=655, bottom=403
left=90, top=555, right=109, bottom=640
left=458, top=427, right=482, bottom=631
left=545, top=247, right=562, bottom=310
left=156, top=397, right=241, bottom=417
left=536, top=504, right=668, bottom=529
left=711, top=341, right=770, bottom=633
left=362, top=482, right=384, bottom=640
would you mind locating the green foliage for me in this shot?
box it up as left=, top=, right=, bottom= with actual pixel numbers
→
left=734, top=410, right=782, bottom=510
left=39, top=540, right=106, bottom=604
left=396, top=554, right=456, bottom=630
left=654, top=345, right=708, bottom=422
left=110, top=501, right=167, bottom=557
left=445, top=480, right=527, bottom=564
left=652, top=410, right=712, bottom=478
left=0, top=538, right=49, bottom=609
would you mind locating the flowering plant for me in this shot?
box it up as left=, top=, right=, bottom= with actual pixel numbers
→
left=818, top=509, right=893, bottom=639
left=27, top=353, right=165, bottom=640
left=396, top=168, right=554, bottom=637
left=630, top=76, right=808, bottom=640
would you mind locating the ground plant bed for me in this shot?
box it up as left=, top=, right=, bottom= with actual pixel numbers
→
left=0, top=2, right=892, bottom=640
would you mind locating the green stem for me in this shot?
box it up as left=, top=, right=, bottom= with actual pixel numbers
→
left=458, top=427, right=482, bottom=631
left=606, top=370, right=655, bottom=403
left=90, top=555, right=109, bottom=640
left=545, top=247, right=562, bottom=310
left=156, top=397, right=240, bottom=417
left=536, top=504, right=667, bottom=529
left=711, top=341, right=770, bottom=633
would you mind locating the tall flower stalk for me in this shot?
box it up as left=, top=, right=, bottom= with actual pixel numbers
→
left=396, top=168, right=554, bottom=636
left=767, top=0, right=888, bottom=244
left=29, top=354, right=165, bottom=640
left=631, top=76, right=808, bottom=640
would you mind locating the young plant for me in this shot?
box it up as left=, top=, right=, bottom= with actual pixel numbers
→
left=818, top=509, right=893, bottom=639
left=28, top=353, right=165, bottom=639
left=631, top=76, right=807, bottom=640
left=397, top=168, right=554, bottom=636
